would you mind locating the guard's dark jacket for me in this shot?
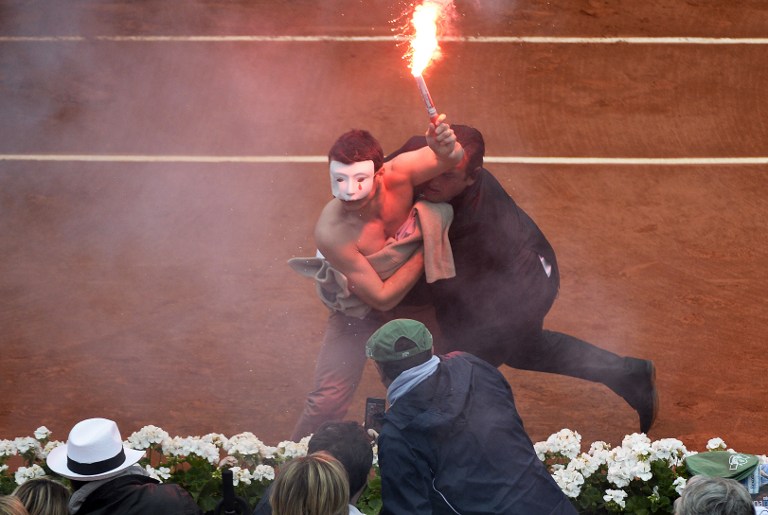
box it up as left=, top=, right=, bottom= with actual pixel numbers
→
left=431, top=167, right=559, bottom=345
left=73, top=474, right=203, bottom=515
left=387, top=136, right=560, bottom=365
left=377, top=352, right=577, bottom=515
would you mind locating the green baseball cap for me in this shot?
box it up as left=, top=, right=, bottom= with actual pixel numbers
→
left=366, top=319, right=433, bottom=362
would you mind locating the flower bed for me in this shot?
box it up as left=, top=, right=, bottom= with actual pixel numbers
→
left=1, top=426, right=765, bottom=514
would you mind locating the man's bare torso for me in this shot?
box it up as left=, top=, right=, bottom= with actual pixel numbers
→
left=316, top=164, right=414, bottom=259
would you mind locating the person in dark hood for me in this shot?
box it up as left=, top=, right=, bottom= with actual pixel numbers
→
left=366, top=318, right=578, bottom=515
left=385, top=125, right=658, bottom=434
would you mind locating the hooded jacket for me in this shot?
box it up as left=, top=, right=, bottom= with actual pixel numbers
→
left=377, top=352, right=576, bottom=515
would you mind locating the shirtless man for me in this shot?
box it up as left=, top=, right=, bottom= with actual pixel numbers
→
left=291, top=115, right=463, bottom=440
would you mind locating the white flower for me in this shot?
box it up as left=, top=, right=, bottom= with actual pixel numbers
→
left=0, top=440, right=16, bottom=458
left=145, top=465, right=171, bottom=481
left=621, top=433, right=652, bottom=456
left=127, top=425, right=170, bottom=450
left=201, top=433, right=229, bottom=448
left=534, top=441, right=549, bottom=461
left=544, top=429, right=582, bottom=460
left=223, top=432, right=268, bottom=458
left=552, top=467, right=584, bottom=498
left=14, top=464, right=46, bottom=485
left=222, top=465, right=275, bottom=486
left=587, top=441, right=612, bottom=467
left=252, top=464, right=275, bottom=482
left=276, top=439, right=309, bottom=461
left=163, top=436, right=221, bottom=465
left=706, top=437, right=727, bottom=451
left=607, top=447, right=634, bottom=488
left=673, top=476, right=687, bottom=495
left=43, top=440, right=64, bottom=458
left=13, top=437, right=43, bottom=460
left=632, top=458, right=653, bottom=482
left=14, top=437, right=40, bottom=455
left=606, top=447, right=635, bottom=488
left=610, top=439, right=656, bottom=487
left=0, top=464, right=8, bottom=474
left=229, top=467, right=254, bottom=486
left=604, top=488, right=628, bottom=509
left=588, top=441, right=612, bottom=453
left=34, top=426, right=51, bottom=441
left=568, top=454, right=602, bottom=478
left=260, top=445, right=278, bottom=460
left=550, top=463, right=565, bottom=473
left=650, top=438, right=687, bottom=465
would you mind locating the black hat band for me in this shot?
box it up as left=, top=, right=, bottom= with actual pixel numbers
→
left=67, top=448, right=127, bottom=475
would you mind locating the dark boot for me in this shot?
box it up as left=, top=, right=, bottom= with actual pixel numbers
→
left=619, top=358, right=659, bottom=434
left=512, top=331, right=659, bottom=433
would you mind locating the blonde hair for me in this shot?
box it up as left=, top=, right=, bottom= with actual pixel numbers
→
left=270, top=452, right=349, bottom=515
left=0, top=496, right=29, bottom=515
left=13, top=477, right=70, bottom=515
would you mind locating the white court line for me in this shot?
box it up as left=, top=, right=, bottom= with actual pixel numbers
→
left=486, top=157, right=768, bottom=165
left=0, top=154, right=327, bottom=163
left=1, top=154, right=767, bottom=165
left=2, top=35, right=768, bottom=44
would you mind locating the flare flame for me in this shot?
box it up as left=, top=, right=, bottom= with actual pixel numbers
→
left=408, top=1, right=442, bottom=77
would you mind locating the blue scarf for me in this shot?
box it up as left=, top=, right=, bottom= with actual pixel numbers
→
left=387, top=355, right=440, bottom=405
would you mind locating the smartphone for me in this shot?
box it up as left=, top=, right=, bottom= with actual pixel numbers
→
left=364, top=397, right=386, bottom=433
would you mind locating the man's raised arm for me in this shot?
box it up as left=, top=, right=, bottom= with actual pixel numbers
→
left=388, top=114, right=464, bottom=187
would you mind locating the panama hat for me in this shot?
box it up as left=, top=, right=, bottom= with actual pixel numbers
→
left=47, top=418, right=145, bottom=481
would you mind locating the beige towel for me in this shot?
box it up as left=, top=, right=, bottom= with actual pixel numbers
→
left=288, top=200, right=455, bottom=318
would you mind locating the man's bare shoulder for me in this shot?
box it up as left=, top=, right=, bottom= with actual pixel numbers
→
left=380, top=160, right=408, bottom=187
left=315, top=200, right=357, bottom=251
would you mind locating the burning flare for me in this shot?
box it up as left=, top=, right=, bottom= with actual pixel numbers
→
left=405, top=0, right=453, bottom=123
left=408, top=1, right=442, bottom=76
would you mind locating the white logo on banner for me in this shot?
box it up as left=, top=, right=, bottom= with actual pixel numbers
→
left=729, top=454, right=750, bottom=471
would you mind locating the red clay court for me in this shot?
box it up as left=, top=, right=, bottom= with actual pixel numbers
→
left=1, top=1, right=767, bottom=454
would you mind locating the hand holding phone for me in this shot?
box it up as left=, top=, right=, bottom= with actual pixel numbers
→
left=365, top=397, right=386, bottom=434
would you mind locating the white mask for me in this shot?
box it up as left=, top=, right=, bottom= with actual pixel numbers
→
left=329, top=160, right=375, bottom=201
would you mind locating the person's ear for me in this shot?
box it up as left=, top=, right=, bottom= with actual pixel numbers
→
left=462, top=167, right=478, bottom=186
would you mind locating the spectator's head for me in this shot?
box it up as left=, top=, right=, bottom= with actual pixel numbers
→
left=366, top=319, right=433, bottom=385
left=420, top=124, right=484, bottom=203
left=0, top=495, right=29, bottom=515
left=270, top=452, right=349, bottom=515
left=46, top=418, right=145, bottom=482
left=12, top=477, right=69, bottom=515
left=327, top=130, right=384, bottom=202
left=308, top=421, right=374, bottom=501
left=673, top=475, right=754, bottom=515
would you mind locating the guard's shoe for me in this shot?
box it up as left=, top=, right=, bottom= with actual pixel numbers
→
left=634, top=360, right=659, bottom=434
